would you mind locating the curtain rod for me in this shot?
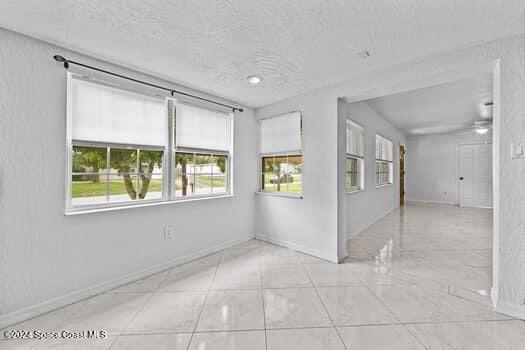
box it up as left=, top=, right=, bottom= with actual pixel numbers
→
left=53, top=55, right=243, bottom=113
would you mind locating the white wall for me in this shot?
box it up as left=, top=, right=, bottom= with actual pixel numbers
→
left=344, top=102, right=407, bottom=239
left=406, top=130, right=492, bottom=205
left=0, top=28, right=257, bottom=326
left=253, top=32, right=525, bottom=319
left=254, top=91, right=340, bottom=262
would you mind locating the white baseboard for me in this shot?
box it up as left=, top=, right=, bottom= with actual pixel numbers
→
left=255, top=233, right=338, bottom=263
left=495, top=301, right=525, bottom=320
left=0, top=235, right=254, bottom=329
left=405, top=198, right=457, bottom=205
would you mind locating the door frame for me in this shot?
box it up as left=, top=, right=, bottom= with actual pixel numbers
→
left=456, top=142, right=493, bottom=208
left=400, top=144, right=406, bottom=205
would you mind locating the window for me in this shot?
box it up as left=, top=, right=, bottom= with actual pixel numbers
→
left=259, top=112, right=302, bottom=195
left=346, top=119, right=364, bottom=192
left=174, top=102, right=232, bottom=198
left=66, top=74, right=232, bottom=212
left=375, top=134, right=393, bottom=186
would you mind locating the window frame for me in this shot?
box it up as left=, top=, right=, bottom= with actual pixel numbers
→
left=346, top=119, right=365, bottom=193
left=258, top=111, right=303, bottom=197
left=346, top=155, right=364, bottom=193
left=259, top=153, right=303, bottom=196
left=65, top=74, right=233, bottom=214
left=375, top=134, right=394, bottom=187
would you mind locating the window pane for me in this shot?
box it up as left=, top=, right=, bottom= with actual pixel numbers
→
left=176, top=152, right=194, bottom=176
left=287, top=155, right=302, bottom=193
left=262, top=157, right=275, bottom=173
left=274, top=156, right=288, bottom=175
left=211, top=155, right=228, bottom=193
left=138, top=174, right=163, bottom=200
left=139, top=150, right=163, bottom=173
left=109, top=173, right=138, bottom=202
left=72, top=146, right=107, bottom=173
left=110, top=149, right=137, bottom=173
left=195, top=174, right=213, bottom=196
left=262, top=173, right=277, bottom=192
left=175, top=173, right=194, bottom=197
left=71, top=174, right=108, bottom=206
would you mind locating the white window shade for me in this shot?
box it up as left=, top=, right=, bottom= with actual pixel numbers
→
left=176, top=103, right=232, bottom=151
left=260, top=111, right=302, bottom=154
left=70, top=77, right=167, bottom=146
left=376, top=135, right=393, bottom=161
left=346, top=120, right=364, bottom=157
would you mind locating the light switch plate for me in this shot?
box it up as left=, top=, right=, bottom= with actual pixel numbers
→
left=511, top=143, right=525, bottom=159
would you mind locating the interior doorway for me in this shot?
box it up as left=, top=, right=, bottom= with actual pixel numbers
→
left=400, top=145, right=405, bottom=205
left=458, top=143, right=493, bottom=208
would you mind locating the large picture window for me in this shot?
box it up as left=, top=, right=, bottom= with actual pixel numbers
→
left=346, top=119, right=364, bottom=192
left=66, top=74, right=232, bottom=212
left=375, top=134, right=393, bottom=186
left=259, top=112, right=302, bottom=195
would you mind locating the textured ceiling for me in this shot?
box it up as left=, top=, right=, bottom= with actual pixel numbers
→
left=365, top=73, right=493, bottom=135
left=0, top=1, right=524, bottom=107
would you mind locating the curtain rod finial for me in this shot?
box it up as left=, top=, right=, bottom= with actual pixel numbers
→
left=53, top=54, right=66, bottom=62
left=53, top=55, right=69, bottom=69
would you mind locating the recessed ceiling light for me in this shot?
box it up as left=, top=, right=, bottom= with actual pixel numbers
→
left=247, top=75, right=263, bottom=84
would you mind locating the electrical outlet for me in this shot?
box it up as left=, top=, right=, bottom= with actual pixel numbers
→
left=163, top=225, right=174, bottom=240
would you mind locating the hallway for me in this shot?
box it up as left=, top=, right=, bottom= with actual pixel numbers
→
left=2, top=204, right=524, bottom=349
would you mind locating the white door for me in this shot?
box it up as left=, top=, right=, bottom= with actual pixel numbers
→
left=458, top=143, right=493, bottom=208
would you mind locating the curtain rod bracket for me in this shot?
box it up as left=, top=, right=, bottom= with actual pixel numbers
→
left=52, top=54, right=243, bottom=113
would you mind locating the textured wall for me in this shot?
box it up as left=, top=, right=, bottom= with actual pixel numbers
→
left=406, top=130, right=493, bottom=205
left=255, top=90, right=340, bottom=262
left=0, top=29, right=257, bottom=320
left=344, top=102, right=407, bottom=239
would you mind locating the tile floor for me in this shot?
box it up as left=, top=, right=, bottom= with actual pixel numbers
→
left=2, top=203, right=524, bottom=349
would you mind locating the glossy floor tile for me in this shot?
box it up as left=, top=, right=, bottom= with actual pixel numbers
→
left=196, top=290, right=265, bottom=331
left=3, top=203, right=515, bottom=349
left=188, top=331, right=266, bottom=350
left=263, top=288, right=332, bottom=328
left=266, top=327, right=345, bottom=350
left=338, top=325, right=425, bottom=350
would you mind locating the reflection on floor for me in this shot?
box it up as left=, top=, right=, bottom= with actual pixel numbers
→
left=2, top=203, right=524, bottom=349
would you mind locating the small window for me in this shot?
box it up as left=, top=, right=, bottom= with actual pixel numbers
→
left=346, top=119, right=364, bottom=192
left=261, top=155, right=302, bottom=193
left=375, top=134, right=393, bottom=186
left=259, top=112, right=302, bottom=195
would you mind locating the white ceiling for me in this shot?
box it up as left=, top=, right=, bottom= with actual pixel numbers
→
left=365, top=73, right=493, bottom=135
left=0, top=1, right=523, bottom=107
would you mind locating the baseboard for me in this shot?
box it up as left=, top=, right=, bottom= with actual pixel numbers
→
left=347, top=207, right=394, bottom=240
left=405, top=199, right=457, bottom=205
left=0, top=235, right=254, bottom=329
left=255, top=233, right=338, bottom=263
left=495, top=301, right=525, bottom=320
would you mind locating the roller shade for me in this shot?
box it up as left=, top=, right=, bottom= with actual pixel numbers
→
left=260, top=111, right=302, bottom=154
left=346, top=119, right=364, bottom=157
left=69, top=76, right=167, bottom=146
left=176, top=103, right=232, bottom=151
left=376, top=134, right=393, bottom=161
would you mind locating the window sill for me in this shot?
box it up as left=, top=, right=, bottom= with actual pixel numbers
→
left=376, top=183, right=393, bottom=189
left=255, top=191, right=303, bottom=199
left=65, top=194, right=234, bottom=216
left=347, top=188, right=365, bottom=195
